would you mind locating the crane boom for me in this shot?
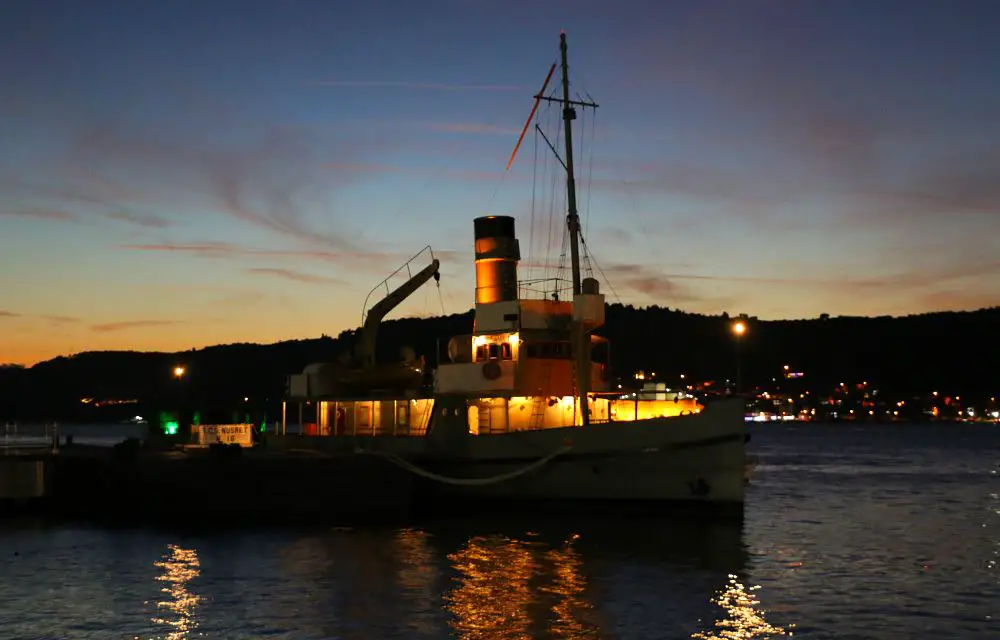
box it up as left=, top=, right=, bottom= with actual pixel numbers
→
left=356, top=253, right=441, bottom=368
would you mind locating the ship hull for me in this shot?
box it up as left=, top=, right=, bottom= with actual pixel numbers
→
left=416, top=397, right=747, bottom=508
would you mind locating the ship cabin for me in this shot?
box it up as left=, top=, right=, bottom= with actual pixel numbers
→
left=282, top=215, right=702, bottom=438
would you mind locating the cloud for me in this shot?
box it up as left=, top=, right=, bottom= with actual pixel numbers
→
left=324, top=160, right=503, bottom=182
left=25, top=115, right=405, bottom=250
left=0, top=310, right=79, bottom=323
left=0, top=176, right=175, bottom=228
left=422, top=122, right=518, bottom=136
left=600, top=4, right=1000, bottom=234
left=596, top=255, right=1000, bottom=316
left=913, top=290, right=1000, bottom=313
left=105, top=210, right=172, bottom=228
left=246, top=267, right=345, bottom=285
left=120, top=240, right=467, bottom=274
left=90, top=319, right=182, bottom=333
left=312, top=80, right=522, bottom=92
left=40, top=314, right=80, bottom=324
left=601, top=263, right=703, bottom=303
left=0, top=208, right=77, bottom=222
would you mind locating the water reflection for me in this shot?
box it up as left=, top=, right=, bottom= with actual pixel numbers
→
left=542, top=535, right=598, bottom=638
left=151, top=544, right=201, bottom=639
left=438, top=517, right=746, bottom=639
left=394, top=528, right=442, bottom=636
left=692, top=574, right=789, bottom=639
left=445, top=535, right=538, bottom=638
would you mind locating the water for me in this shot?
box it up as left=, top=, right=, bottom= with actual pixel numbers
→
left=1, top=423, right=148, bottom=449
left=1, top=422, right=997, bottom=639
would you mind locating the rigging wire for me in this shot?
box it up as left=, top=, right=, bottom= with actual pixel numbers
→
left=545, top=104, right=561, bottom=293
left=577, top=102, right=592, bottom=278
left=436, top=274, right=446, bottom=316
left=528, top=113, right=540, bottom=287
left=584, top=106, right=596, bottom=240
left=580, top=234, right=622, bottom=304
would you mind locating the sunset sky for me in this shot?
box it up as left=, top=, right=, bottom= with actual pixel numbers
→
left=2, top=0, right=1000, bottom=365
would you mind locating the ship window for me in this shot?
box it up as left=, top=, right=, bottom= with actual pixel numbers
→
left=358, top=406, right=371, bottom=427
left=500, top=342, right=512, bottom=360
left=476, top=344, right=489, bottom=361
left=488, top=343, right=499, bottom=360
left=396, top=404, right=409, bottom=427
left=524, top=341, right=574, bottom=359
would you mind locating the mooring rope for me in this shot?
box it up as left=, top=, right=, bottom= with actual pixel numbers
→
left=357, top=445, right=573, bottom=486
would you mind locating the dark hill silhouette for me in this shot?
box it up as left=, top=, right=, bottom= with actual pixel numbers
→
left=1, top=305, right=997, bottom=422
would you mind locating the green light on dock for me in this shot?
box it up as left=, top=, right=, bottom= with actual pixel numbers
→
left=164, top=421, right=179, bottom=435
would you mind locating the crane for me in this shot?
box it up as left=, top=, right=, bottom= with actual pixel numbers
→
left=354, top=246, right=441, bottom=369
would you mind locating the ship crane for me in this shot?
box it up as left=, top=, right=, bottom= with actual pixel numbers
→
left=355, top=247, right=441, bottom=369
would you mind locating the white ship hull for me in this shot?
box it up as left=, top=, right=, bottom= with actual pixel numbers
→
left=417, top=397, right=747, bottom=507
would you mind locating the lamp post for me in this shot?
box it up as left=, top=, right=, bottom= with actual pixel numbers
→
left=172, top=365, right=186, bottom=437
left=732, top=321, right=746, bottom=395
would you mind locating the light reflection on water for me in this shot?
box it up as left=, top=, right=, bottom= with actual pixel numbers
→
left=442, top=531, right=602, bottom=639
left=150, top=545, right=201, bottom=639
left=692, top=574, right=791, bottom=639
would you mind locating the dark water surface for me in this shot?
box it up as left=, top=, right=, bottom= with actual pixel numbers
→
left=1, top=422, right=997, bottom=639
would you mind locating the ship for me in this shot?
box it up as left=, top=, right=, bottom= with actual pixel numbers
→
left=281, top=32, right=748, bottom=512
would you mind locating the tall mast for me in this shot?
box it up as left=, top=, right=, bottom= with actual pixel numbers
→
left=558, top=32, right=594, bottom=427
left=559, top=32, right=583, bottom=299
left=527, top=32, right=598, bottom=426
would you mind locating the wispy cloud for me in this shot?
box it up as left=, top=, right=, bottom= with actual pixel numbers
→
left=422, top=122, right=518, bottom=135
left=106, top=210, right=172, bottom=228
left=325, top=160, right=503, bottom=182
left=90, top=319, right=182, bottom=333
left=0, top=208, right=77, bottom=222
left=120, top=240, right=467, bottom=273
left=599, top=255, right=1000, bottom=316
left=245, top=267, right=345, bottom=285
left=312, top=80, right=522, bottom=92
left=0, top=310, right=79, bottom=323
left=24, top=115, right=405, bottom=250
left=601, top=263, right=704, bottom=304
left=40, top=314, right=80, bottom=324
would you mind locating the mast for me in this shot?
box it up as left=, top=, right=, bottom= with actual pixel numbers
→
left=558, top=31, right=595, bottom=427
left=559, top=31, right=583, bottom=301
left=525, top=32, right=598, bottom=427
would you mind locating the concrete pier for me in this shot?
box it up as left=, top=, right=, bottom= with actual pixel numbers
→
left=1, top=443, right=415, bottom=526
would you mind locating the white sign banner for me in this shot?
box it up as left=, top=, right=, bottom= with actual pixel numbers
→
left=194, top=424, right=255, bottom=447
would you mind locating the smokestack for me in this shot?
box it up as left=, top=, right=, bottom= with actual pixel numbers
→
left=473, top=215, right=520, bottom=304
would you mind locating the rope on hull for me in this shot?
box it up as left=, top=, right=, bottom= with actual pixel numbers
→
left=359, top=445, right=572, bottom=486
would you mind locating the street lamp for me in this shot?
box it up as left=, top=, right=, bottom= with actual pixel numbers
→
left=732, top=321, right=747, bottom=394
left=171, top=365, right=187, bottom=437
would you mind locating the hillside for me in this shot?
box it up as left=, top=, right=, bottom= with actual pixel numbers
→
left=1, top=304, right=997, bottom=422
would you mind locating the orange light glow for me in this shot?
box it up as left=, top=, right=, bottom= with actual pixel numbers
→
left=173, top=366, right=186, bottom=378
left=733, top=321, right=747, bottom=336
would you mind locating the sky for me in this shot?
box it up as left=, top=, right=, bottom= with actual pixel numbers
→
left=2, top=0, right=1000, bottom=365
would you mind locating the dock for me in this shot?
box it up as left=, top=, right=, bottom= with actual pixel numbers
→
left=1, top=436, right=415, bottom=526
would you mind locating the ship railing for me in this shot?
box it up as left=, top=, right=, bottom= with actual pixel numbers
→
left=517, top=276, right=573, bottom=300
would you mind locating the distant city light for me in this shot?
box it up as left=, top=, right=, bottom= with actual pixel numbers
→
left=732, top=321, right=747, bottom=336
left=173, top=366, right=186, bottom=378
